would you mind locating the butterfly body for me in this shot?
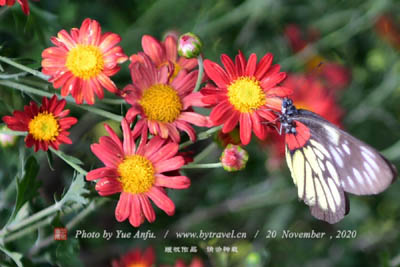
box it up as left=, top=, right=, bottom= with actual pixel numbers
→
left=280, top=98, right=397, bottom=223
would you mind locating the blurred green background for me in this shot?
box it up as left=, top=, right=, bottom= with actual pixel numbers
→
left=1, top=0, right=400, bottom=266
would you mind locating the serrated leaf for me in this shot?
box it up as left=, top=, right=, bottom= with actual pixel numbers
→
left=0, top=246, right=23, bottom=267
left=61, top=174, right=89, bottom=206
left=8, top=156, right=41, bottom=223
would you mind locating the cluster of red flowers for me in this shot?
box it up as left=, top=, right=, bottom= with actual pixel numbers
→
left=3, top=18, right=308, bottom=229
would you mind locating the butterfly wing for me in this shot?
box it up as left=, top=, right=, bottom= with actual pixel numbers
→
left=285, top=109, right=397, bottom=223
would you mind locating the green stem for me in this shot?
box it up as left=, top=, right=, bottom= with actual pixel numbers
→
left=181, top=162, right=222, bottom=169
left=0, top=56, right=49, bottom=81
left=179, top=126, right=222, bottom=149
left=50, top=148, right=88, bottom=175
left=0, top=72, right=28, bottom=79
left=3, top=216, right=55, bottom=243
left=0, top=202, right=62, bottom=238
left=0, top=80, right=123, bottom=122
left=193, top=55, right=204, bottom=92
left=0, top=80, right=54, bottom=98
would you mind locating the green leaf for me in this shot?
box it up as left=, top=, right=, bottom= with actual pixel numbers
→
left=8, top=156, right=41, bottom=223
left=0, top=245, right=23, bottom=267
left=61, top=174, right=89, bottom=206
left=55, top=238, right=84, bottom=267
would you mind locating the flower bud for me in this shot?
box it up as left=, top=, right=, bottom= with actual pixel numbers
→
left=178, top=32, right=202, bottom=59
left=220, top=144, right=249, bottom=172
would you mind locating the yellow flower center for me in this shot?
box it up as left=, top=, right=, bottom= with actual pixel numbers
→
left=227, top=76, right=266, bottom=113
left=117, top=155, right=155, bottom=194
left=139, top=84, right=182, bottom=123
left=28, top=112, right=60, bottom=141
left=66, top=45, right=104, bottom=80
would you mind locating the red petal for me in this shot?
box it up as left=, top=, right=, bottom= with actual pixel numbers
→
left=99, top=33, right=122, bottom=53
left=210, top=101, right=232, bottom=125
left=222, top=111, right=239, bottom=133
left=86, top=167, right=119, bottom=181
left=138, top=195, right=155, bottom=223
left=255, top=53, right=273, bottom=80
left=98, top=73, right=117, bottom=93
left=147, top=187, right=175, bottom=216
left=142, top=35, right=164, bottom=66
left=245, top=53, right=257, bottom=76
left=122, top=118, right=134, bottom=155
left=239, top=113, right=252, bottom=145
left=261, top=72, right=287, bottom=90
left=203, top=60, right=230, bottom=89
left=155, top=174, right=191, bottom=189
left=129, top=194, right=144, bottom=227
left=147, top=141, right=178, bottom=163
left=250, top=112, right=267, bottom=140
left=221, top=54, right=237, bottom=80
left=95, top=177, right=122, bottom=196
left=154, top=156, right=184, bottom=173
left=104, top=123, right=123, bottom=152
left=235, top=51, right=246, bottom=76
left=115, top=192, right=131, bottom=222
left=178, top=111, right=209, bottom=127
left=144, top=136, right=166, bottom=159
left=164, top=35, right=177, bottom=62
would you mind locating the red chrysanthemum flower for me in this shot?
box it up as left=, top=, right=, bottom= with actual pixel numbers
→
left=129, top=34, right=197, bottom=80
left=111, top=247, right=155, bottom=267
left=2, top=95, right=77, bottom=152
left=41, top=18, right=128, bottom=105
left=122, top=53, right=210, bottom=143
left=0, top=0, right=35, bottom=15
left=87, top=118, right=190, bottom=227
left=265, top=74, right=343, bottom=169
left=201, top=51, right=292, bottom=145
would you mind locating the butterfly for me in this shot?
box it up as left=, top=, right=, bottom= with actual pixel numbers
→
left=279, top=98, right=397, bottom=223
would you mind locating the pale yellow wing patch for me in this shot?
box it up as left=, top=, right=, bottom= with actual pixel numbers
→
left=286, top=142, right=346, bottom=223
